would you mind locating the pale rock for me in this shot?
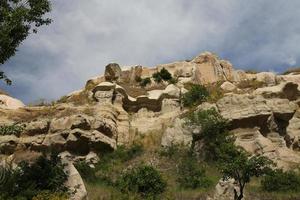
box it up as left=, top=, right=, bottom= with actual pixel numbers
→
left=161, top=118, right=193, bottom=147
left=254, top=82, right=300, bottom=101
left=276, top=74, right=300, bottom=85
left=192, top=52, right=234, bottom=84
left=104, top=63, right=122, bottom=82
left=62, top=159, right=88, bottom=200
left=256, top=72, right=276, bottom=86
left=220, top=81, right=237, bottom=92
left=0, top=94, right=25, bottom=110
left=23, top=119, right=49, bottom=136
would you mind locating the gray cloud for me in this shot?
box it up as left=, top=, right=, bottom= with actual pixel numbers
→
left=1, top=0, right=300, bottom=103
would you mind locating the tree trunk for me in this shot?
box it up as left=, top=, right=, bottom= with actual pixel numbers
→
left=234, top=188, right=244, bottom=200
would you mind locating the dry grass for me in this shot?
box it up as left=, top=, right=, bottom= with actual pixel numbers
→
left=237, top=79, right=265, bottom=90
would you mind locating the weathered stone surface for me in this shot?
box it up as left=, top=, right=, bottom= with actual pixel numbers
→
left=161, top=118, right=192, bottom=147
left=192, top=52, right=234, bottom=84
left=23, top=119, right=49, bottom=136
left=254, top=82, right=300, bottom=101
left=287, top=109, right=300, bottom=150
left=256, top=72, right=276, bottom=86
left=104, top=63, right=122, bottom=82
left=0, top=94, right=25, bottom=110
left=62, top=159, right=88, bottom=200
left=220, top=81, right=237, bottom=92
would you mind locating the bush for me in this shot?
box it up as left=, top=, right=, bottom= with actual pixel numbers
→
left=177, top=155, right=212, bottom=189
left=261, top=169, right=300, bottom=192
left=0, top=152, right=68, bottom=199
left=187, top=108, right=231, bottom=160
left=116, top=165, right=166, bottom=197
left=94, top=143, right=144, bottom=185
left=182, top=84, right=209, bottom=107
left=139, top=77, right=151, bottom=87
left=74, top=161, right=96, bottom=182
left=135, top=76, right=142, bottom=83
left=152, top=68, right=172, bottom=83
left=0, top=124, right=24, bottom=136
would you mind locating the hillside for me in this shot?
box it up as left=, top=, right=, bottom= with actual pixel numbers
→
left=1, top=52, right=300, bottom=200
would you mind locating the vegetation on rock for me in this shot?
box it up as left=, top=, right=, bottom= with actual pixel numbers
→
left=182, top=84, right=209, bottom=107
left=261, top=169, right=300, bottom=192
left=0, top=152, right=68, bottom=200
left=152, top=67, right=173, bottom=83
left=218, top=146, right=274, bottom=200
left=116, top=165, right=166, bottom=198
left=0, top=124, right=24, bottom=136
left=187, top=108, right=231, bottom=160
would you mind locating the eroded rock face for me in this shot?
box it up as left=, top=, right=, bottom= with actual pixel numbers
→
left=104, top=63, right=122, bottom=82
left=192, top=52, right=234, bottom=84
left=161, top=118, right=192, bottom=147
left=0, top=94, right=25, bottom=110
left=217, top=93, right=298, bottom=135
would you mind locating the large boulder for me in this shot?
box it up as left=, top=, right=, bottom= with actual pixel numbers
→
left=255, top=72, right=276, bottom=86
left=0, top=94, right=25, bottom=110
left=254, top=82, right=300, bottom=101
left=104, top=63, right=122, bottom=82
left=192, top=52, right=234, bottom=84
left=216, top=94, right=298, bottom=134
left=220, top=81, right=237, bottom=92
left=161, top=118, right=193, bottom=147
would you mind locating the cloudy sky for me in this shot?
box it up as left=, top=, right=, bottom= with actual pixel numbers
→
left=1, top=0, right=300, bottom=103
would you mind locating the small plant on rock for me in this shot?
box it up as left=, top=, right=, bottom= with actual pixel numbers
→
left=0, top=124, right=24, bottom=136
left=152, top=67, right=173, bottom=83
left=261, top=169, right=300, bottom=192
left=116, top=165, right=166, bottom=198
left=182, top=84, right=209, bottom=107
left=139, top=77, right=151, bottom=87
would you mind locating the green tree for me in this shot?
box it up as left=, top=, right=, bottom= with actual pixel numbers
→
left=187, top=108, right=231, bottom=160
left=218, top=147, right=273, bottom=200
left=182, top=84, right=209, bottom=107
left=0, top=0, right=52, bottom=84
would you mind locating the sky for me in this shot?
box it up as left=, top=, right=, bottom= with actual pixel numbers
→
left=1, top=0, right=300, bottom=104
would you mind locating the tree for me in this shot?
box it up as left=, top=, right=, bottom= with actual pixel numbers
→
left=0, top=0, right=52, bottom=84
left=187, top=108, right=231, bottom=160
left=182, top=84, right=209, bottom=107
left=218, top=147, right=274, bottom=200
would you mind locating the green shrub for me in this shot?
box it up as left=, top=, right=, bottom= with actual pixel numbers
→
left=135, top=76, right=142, bottom=83
left=152, top=68, right=172, bottom=83
left=168, top=77, right=178, bottom=84
left=159, top=144, right=190, bottom=159
left=261, top=169, right=300, bottom=192
left=140, top=77, right=151, bottom=87
left=182, top=84, right=209, bottom=107
left=94, top=143, right=144, bottom=185
left=116, top=165, right=166, bottom=197
left=74, top=161, right=96, bottom=182
left=0, top=152, right=68, bottom=199
left=177, top=155, right=212, bottom=189
left=152, top=72, right=163, bottom=83
left=0, top=124, right=24, bottom=136
left=187, top=108, right=231, bottom=160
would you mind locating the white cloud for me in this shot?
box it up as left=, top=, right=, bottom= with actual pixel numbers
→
left=1, top=0, right=300, bottom=103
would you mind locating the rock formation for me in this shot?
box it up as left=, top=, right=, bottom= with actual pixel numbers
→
left=2, top=51, right=300, bottom=199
